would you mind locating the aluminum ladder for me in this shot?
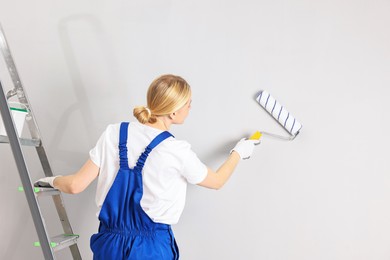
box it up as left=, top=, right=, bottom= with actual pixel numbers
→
left=0, top=25, right=82, bottom=260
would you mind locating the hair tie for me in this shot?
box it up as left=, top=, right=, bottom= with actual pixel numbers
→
left=145, top=107, right=152, bottom=117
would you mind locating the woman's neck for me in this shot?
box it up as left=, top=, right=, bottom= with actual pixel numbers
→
left=145, top=116, right=171, bottom=131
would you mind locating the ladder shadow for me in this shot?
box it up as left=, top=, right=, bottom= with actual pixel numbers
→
left=47, top=14, right=126, bottom=166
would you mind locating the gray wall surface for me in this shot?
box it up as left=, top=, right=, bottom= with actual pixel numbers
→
left=1, top=0, right=390, bottom=259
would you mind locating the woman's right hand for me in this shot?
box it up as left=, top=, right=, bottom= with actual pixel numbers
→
left=231, top=138, right=260, bottom=160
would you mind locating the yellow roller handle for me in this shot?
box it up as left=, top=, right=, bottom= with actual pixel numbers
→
left=249, top=131, right=262, bottom=140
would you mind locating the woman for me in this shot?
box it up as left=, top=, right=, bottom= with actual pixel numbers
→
left=36, top=74, right=259, bottom=259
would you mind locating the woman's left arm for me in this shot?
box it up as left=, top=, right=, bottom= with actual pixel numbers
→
left=53, top=159, right=99, bottom=194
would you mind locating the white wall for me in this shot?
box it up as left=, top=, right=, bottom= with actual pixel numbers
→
left=1, top=0, right=390, bottom=259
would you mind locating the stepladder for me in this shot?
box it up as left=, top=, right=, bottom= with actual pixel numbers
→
left=0, top=25, right=82, bottom=259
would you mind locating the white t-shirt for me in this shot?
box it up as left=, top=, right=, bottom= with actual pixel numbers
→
left=89, top=122, right=208, bottom=225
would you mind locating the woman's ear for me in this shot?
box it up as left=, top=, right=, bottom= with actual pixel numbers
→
left=169, top=112, right=176, bottom=120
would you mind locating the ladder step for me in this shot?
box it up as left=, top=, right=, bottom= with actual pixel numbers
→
left=51, top=234, right=80, bottom=252
left=34, top=234, right=79, bottom=252
left=18, top=186, right=61, bottom=196
left=33, top=187, right=61, bottom=197
left=0, top=135, right=41, bottom=146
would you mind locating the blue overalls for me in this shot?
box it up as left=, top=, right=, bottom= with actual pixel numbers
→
left=90, top=122, right=179, bottom=259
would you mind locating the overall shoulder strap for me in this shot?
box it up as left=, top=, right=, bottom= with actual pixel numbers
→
left=119, top=122, right=130, bottom=168
left=147, top=131, right=174, bottom=149
left=135, top=131, right=174, bottom=170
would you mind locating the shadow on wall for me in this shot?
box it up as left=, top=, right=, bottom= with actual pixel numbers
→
left=50, top=14, right=125, bottom=165
left=200, top=139, right=238, bottom=167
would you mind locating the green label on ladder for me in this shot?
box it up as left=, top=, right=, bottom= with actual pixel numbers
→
left=10, top=107, right=28, bottom=113
left=34, top=241, right=58, bottom=248
left=18, top=186, right=40, bottom=193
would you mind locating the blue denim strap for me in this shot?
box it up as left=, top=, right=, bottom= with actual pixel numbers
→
left=119, top=122, right=130, bottom=168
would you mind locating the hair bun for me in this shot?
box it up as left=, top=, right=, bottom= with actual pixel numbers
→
left=133, top=106, right=156, bottom=124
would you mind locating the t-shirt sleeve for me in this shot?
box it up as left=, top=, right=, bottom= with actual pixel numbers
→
left=181, top=147, right=208, bottom=185
left=89, top=134, right=104, bottom=168
left=89, top=124, right=118, bottom=168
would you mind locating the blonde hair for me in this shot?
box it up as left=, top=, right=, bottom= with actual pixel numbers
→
left=133, top=74, right=191, bottom=124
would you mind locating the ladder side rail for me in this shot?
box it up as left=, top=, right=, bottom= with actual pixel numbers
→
left=0, top=80, right=55, bottom=260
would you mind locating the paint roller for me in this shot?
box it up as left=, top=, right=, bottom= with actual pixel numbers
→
left=252, top=90, right=302, bottom=141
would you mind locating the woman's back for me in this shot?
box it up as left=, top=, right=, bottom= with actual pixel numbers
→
left=91, top=121, right=207, bottom=224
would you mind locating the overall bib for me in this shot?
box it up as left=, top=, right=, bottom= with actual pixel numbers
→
left=90, top=122, right=179, bottom=259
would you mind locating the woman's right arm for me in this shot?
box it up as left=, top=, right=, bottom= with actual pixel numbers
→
left=197, top=138, right=259, bottom=190
left=198, top=151, right=240, bottom=190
